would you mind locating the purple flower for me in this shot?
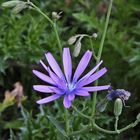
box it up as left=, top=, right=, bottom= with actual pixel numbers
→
left=33, top=48, right=110, bottom=108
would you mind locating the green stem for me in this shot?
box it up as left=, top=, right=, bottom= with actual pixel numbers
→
left=89, top=37, right=98, bottom=60
left=29, top=2, right=62, bottom=55
left=72, top=105, right=91, bottom=119
left=115, top=116, right=119, bottom=132
left=97, top=0, right=113, bottom=63
left=68, top=126, right=91, bottom=137
left=91, top=0, right=113, bottom=119
left=119, top=120, right=139, bottom=132
left=69, top=120, right=139, bottom=136
left=53, top=22, right=63, bottom=55
left=65, top=109, right=70, bottom=134
left=91, top=85, right=98, bottom=119
left=29, top=2, right=53, bottom=25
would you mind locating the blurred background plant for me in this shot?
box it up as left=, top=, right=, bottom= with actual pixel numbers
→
left=0, top=0, right=140, bottom=139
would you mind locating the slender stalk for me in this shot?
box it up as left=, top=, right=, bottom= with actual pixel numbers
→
left=115, top=116, right=119, bottom=132
left=91, top=0, right=113, bottom=119
left=53, top=22, right=63, bottom=55
left=89, top=37, right=98, bottom=60
left=28, top=2, right=62, bottom=55
left=29, top=2, right=53, bottom=25
left=65, top=109, right=70, bottom=134
left=68, top=126, right=91, bottom=136
left=93, top=123, right=118, bottom=134
left=72, top=105, right=91, bottom=119
left=119, top=120, right=139, bottom=132
left=69, top=120, right=139, bottom=137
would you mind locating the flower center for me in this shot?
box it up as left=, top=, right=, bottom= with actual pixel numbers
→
left=67, top=83, right=76, bottom=92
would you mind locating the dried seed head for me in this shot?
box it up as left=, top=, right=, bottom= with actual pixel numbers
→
left=107, top=89, right=131, bottom=101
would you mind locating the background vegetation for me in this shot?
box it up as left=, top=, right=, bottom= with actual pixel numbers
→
left=0, top=0, right=140, bottom=139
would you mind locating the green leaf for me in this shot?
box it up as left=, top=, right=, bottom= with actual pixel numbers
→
left=4, top=120, right=23, bottom=129
left=9, top=129, right=17, bottom=140
left=47, top=115, right=68, bottom=138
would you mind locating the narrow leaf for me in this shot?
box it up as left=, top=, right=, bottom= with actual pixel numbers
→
left=47, top=115, right=68, bottom=138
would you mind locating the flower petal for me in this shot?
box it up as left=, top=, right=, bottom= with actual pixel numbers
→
left=40, top=60, right=49, bottom=72
left=79, top=60, right=103, bottom=82
left=82, top=85, right=110, bottom=92
left=45, top=52, right=64, bottom=79
left=48, top=67, right=67, bottom=90
left=68, top=93, right=75, bottom=101
left=77, top=68, right=107, bottom=87
left=37, top=94, right=61, bottom=104
left=33, top=70, right=55, bottom=85
left=33, top=85, right=54, bottom=93
left=73, top=50, right=92, bottom=82
left=63, top=95, right=72, bottom=108
left=63, top=48, right=72, bottom=82
left=49, top=87, right=65, bottom=95
left=75, top=89, right=90, bottom=96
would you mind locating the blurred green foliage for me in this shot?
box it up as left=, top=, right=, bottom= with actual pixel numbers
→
left=0, top=0, right=140, bottom=139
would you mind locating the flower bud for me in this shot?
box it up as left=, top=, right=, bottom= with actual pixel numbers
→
left=2, top=0, right=21, bottom=8
left=114, top=98, right=123, bottom=116
left=92, top=33, right=98, bottom=38
left=73, top=40, right=81, bottom=57
left=136, top=113, right=140, bottom=122
left=68, top=36, right=77, bottom=45
left=52, top=11, right=61, bottom=20
left=12, top=2, right=27, bottom=14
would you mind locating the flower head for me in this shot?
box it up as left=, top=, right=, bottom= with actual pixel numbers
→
left=33, top=48, right=110, bottom=108
left=107, top=88, right=131, bottom=101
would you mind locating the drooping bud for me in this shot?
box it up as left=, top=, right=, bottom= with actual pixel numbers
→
left=114, top=98, right=123, bottom=117
left=68, top=36, right=77, bottom=45
left=2, top=0, right=21, bottom=8
left=12, top=2, right=27, bottom=14
left=73, top=39, right=81, bottom=57
left=73, top=36, right=83, bottom=57
left=136, top=113, right=140, bottom=122
left=2, top=0, right=27, bottom=14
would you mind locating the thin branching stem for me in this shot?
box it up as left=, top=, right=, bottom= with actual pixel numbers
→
left=72, top=105, right=91, bottom=119
left=53, top=21, right=63, bottom=55
left=89, top=37, right=98, bottom=60
left=91, top=0, right=113, bottom=120
left=28, top=2, right=62, bottom=55
left=68, top=120, right=139, bottom=136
